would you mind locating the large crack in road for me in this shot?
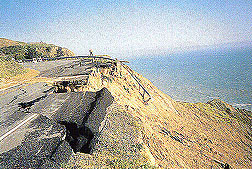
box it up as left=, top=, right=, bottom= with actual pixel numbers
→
left=0, top=59, right=116, bottom=168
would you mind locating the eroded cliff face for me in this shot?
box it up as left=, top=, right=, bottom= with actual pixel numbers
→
left=68, top=62, right=252, bottom=168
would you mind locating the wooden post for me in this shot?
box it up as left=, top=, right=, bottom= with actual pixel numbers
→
left=115, top=58, right=121, bottom=74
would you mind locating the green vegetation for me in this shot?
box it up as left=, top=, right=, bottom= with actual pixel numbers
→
left=1, top=43, right=54, bottom=60
left=108, top=157, right=154, bottom=168
left=0, top=57, right=27, bottom=79
left=0, top=38, right=74, bottom=60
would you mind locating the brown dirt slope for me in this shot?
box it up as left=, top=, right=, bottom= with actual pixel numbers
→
left=70, top=62, right=252, bottom=168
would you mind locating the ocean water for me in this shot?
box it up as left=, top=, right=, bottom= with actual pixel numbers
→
left=127, top=48, right=252, bottom=111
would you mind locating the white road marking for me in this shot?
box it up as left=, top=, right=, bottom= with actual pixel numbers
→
left=0, top=114, right=38, bottom=141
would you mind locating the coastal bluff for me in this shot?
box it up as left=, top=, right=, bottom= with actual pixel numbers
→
left=0, top=56, right=251, bottom=168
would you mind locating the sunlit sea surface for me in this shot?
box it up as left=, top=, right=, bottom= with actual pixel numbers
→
left=128, top=48, right=252, bottom=111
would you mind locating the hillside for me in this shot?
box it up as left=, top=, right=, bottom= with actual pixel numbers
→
left=0, top=38, right=25, bottom=48
left=0, top=57, right=27, bottom=79
left=70, top=63, right=251, bottom=168
left=0, top=57, right=41, bottom=90
left=0, top=38, right=74, bottom=60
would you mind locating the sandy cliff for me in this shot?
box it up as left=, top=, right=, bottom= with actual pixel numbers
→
left=64, top=61, right=251, bottom=168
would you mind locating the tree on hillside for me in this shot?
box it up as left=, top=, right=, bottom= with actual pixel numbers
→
left=25, top=46, right=43, bottom=59
left=56, top=47, right=64, bottom=57
left=46, top=46, right=52, bottom=53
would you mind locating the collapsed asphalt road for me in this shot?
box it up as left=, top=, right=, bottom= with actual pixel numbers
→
left=0, top=87, right=114, bottom=168
left=0, top=59, right=116, bottom=168
left=24, top=59, right=114, bottom=78
left=0, top=82, right=54, bottom=140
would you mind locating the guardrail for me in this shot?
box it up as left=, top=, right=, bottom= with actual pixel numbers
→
left=23, top=55, right=116, bottom=62
left=121, top=64, right=152, bottom=103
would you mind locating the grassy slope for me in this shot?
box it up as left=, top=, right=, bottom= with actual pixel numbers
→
left=0, top=38, right=25, bottom=48
left=0, top=57, right=27, bottom=79
left=0, top=57, right=48, bottom=90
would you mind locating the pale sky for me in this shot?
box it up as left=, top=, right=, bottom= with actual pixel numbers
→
left=1, top=0, right=252, bottom=58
